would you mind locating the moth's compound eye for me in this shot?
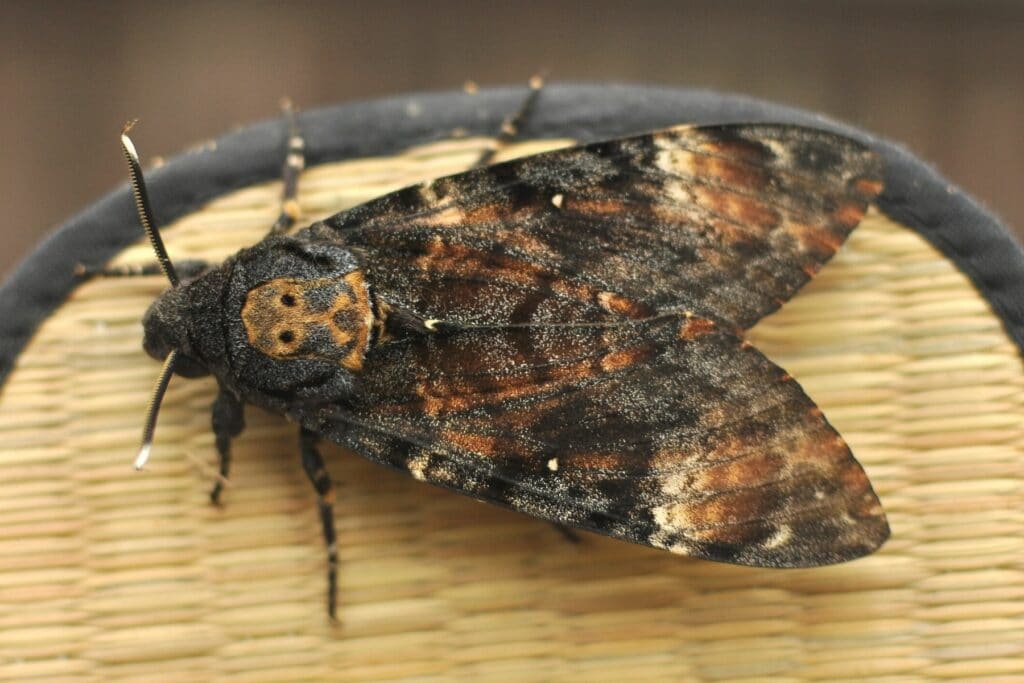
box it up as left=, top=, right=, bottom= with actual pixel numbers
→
left=173, top=354, right=210, bottom=378
left=142, top=296, right=179, bottom=361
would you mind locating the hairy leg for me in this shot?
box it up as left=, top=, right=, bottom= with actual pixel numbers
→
left=75, top=258, right=211, bottom=280
left=472, top=74, right=545, bottom=169
left=299, top=427, right=340, bottom=620
left=268, top=99, right=306, bottom=236
left=209, top=386, right=245, bottom=504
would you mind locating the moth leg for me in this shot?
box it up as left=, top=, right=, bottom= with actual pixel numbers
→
left=550, top=523, right=581, bottom=544
left=299, top=427, right=339, bottom=620
left=75, top=258, right=212, bottom=280
left=268, top=99, right=305, bottom=236
left=472, top=74, right=545, bottom=168
left=209, top=386, right=245, bottom=504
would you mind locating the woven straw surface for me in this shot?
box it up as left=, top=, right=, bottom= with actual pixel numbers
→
left=1, top=135, right=1022, bottom=683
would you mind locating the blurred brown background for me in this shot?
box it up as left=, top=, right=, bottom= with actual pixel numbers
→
left=2, top=0, right=1023, bottom=281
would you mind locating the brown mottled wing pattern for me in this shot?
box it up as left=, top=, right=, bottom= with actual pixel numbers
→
left=304, top=315, right=887, bottom=566
left=291, top=124, right=889, bottom=565
left=311, top=124, right=883, bottom=330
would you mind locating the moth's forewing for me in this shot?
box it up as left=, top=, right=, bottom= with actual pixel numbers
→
left=319, top=124, right=882, bottom=331
left=315, top=315, right=886, bottom=567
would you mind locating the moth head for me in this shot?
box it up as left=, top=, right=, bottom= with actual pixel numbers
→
left=141, top=270, right=226, bottom=378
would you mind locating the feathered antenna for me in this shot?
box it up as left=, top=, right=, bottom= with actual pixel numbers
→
left=121, top=121, right=179, bottom=287
left=121, top=121, right=179, bottom=468
left=134, top=350, right=178, bottom=469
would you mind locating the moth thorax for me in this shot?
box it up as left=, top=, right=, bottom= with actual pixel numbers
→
left=240, top=271, right=374, bottom=371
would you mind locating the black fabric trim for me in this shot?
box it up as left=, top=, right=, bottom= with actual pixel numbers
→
left=2, top=83, right=1022, bottom=388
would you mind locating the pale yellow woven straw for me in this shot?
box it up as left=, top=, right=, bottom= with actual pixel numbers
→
left=1, top=135, right=1021, bottom=682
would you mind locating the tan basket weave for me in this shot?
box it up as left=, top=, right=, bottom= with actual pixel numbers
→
left=1, top=135, right=1022, bottom=682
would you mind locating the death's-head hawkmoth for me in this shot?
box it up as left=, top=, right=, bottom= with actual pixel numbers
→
left=117, top=92, right=889, bottom=619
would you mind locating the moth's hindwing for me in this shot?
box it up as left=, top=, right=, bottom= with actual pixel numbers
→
left=291, top=123, right=888, bottom=566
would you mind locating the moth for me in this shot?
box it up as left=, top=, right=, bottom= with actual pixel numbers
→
left=114, top=90, right=889, bottom=619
